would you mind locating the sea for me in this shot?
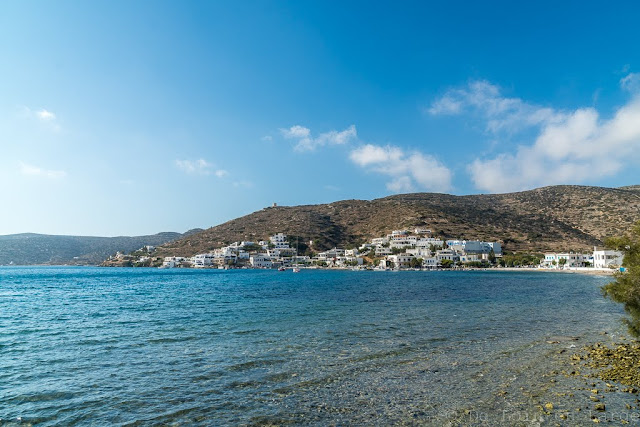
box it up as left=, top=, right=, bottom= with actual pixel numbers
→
left=0, top=267, right=636, bottom=426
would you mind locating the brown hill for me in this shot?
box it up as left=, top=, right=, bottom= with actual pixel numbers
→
left=157, top=185, right=640, bottom=256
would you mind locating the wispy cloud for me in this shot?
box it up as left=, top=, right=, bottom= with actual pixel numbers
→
left=176, top=159, right=230, bottom=178
left=233, top=180, right=253, bottom=188
left=176, top=158, right=212, bottom=175
left=436, top=75, right=640, bottom=192
left=18, top=106, right=61, bottom=131
left=36, top=109, right=56, bottom=121
left=19, top=162, right=66, bottom=179
left=428, top=80, right=563, bottom=134
left=350, top=144, right=452, bottom=193
left=280, top=124, right=357, bottom=152
left=620, top=72, right=640, bottom=93
left=261, top=135, right=273, bottom=142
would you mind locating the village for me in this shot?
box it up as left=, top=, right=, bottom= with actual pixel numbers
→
left=106, top=228, right=625, bottom=272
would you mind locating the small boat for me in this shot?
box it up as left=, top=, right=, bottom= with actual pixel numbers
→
left=278, top=266, right=286, bottom=271
left=292, top=267, right=300, bottom=273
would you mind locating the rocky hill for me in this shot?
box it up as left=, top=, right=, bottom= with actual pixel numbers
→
left=156, top=185, right=640, bottom=256
left=0, top=230, right=202, bottom=265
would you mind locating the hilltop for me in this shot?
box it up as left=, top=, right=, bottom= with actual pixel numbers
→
left=156, top=185, right=640, bottom=256
left=0, top=230, right=202, bottom=266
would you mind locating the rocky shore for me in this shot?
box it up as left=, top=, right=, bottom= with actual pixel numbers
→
left=539, top=336, right=640, bottom=424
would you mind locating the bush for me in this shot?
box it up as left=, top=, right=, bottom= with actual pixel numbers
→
left=602, top=221, right=640, bottom=337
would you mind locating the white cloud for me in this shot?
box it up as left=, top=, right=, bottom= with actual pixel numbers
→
left=233, top=180, right=253, bottom=188
left=462, top=76, right=640, bottom=192
left=261, top=135, right=273, bottom=142
left=316, top=125, right=357, bottom=146
left=37, top=109, right=56, bottom=121
left=176, top=159, right=230, bottom=178
left=280, top=124, right=357, bottom=152
left=19, top=162, right=66, bottom=179
left=350, top=144, right=452, bottom=193
left=620, top=72, right=640, bottom=93
left=176, top=158, right=213, bottom=175
left=428, top=80, right=564, bottom=134
left=17, top=106, right=61, bottom=131
left=281, top=125, right=311, bottom=139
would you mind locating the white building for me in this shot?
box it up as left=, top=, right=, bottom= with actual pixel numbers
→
left=162, top=256, right=186, bottom=268
left=375, top=246, right=392, bottom=256
left=344, top=256, right=364, bottom=266
left=385, top=253, right=415, bottom=269
left=405, top=247, right=432, bottom=258
left=593, top=247, right=624, bottom=269
left=250, top=255, right=273, bottom=268
left=318, top=248, right=345, bottom=260
left=193, top=253, right=215, bottom=267
left=414, top=228, right=432, bottom=235
left=435, top=249, right=457, bottom=262
left=269, top=233, right=291, bottom=249
left=542, top=253, right=590, bottom=268
left=422, top=257, right=439, bottom=268
left=459, top=253, right=482, bottom=263
left=371, top=237, right=389, bottom=245
left=415, top=238, right=444, bottom=248
left=446, top=240, right=502, bottom=255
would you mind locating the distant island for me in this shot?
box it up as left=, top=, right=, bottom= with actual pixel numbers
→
left=0, top=230, right=202, bottom=266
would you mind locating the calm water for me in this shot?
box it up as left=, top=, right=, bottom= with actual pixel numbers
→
left=0, top=267, right=631, bottom=425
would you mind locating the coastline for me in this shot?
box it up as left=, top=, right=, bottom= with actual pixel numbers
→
left=487, top=267, right=616, bottom=276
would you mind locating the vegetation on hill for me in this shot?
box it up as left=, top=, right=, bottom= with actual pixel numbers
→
left=602, top=220, right=640, bottom=337
left=157, top=185, right=640, bottom=257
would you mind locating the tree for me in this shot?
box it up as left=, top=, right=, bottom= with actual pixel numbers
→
left=488, top=249, right=496, bottom=264
left=242, top=243, right=262, bottom=252
left=410, top=257, right=423, bottom=268
left=558, top=258, right=567, bottom=266
left=602, top=221, right=640, bottom=337
left=440, top=259, right=453, bottom=268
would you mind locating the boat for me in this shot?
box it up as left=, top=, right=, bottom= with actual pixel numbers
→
left=292, top=267, right=300, bottom=273
left=278, top=266, right=286, bottom=271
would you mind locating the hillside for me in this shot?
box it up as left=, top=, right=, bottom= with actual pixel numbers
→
left=157, top=185, right=640, bottom=256
left=0, top=230, right=202, bottom=265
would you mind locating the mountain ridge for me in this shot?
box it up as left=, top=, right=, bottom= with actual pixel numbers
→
left=156, top=185, right=640, bottom=256
left=0, top=229, right=203, bottom=265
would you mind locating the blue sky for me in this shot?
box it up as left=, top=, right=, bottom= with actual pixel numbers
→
left=2, top=1, right=640, bottom=236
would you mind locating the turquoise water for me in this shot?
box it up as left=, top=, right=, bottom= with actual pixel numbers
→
left=0, top=268, right=630, bottom=425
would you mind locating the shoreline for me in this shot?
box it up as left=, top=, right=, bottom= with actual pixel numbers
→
left=2, top=264, right=618, bottom=276
left=485, top=267, right=616, bottom=275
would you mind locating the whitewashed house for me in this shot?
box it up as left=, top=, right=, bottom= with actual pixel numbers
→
left=162, top=257, right=186, bottom=268
left=375, top=246, right=392, bottom=256
left=250, top=255, right=273, bottom=268
left=270, top=233, right=290, bottom=249
left=385, top=253, right=415, bottom=269
left=542, top=253, right=591, bottom=268
left=593, top=247, right=624, bottom=269
left=193, top=253, right=215, bottom=267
